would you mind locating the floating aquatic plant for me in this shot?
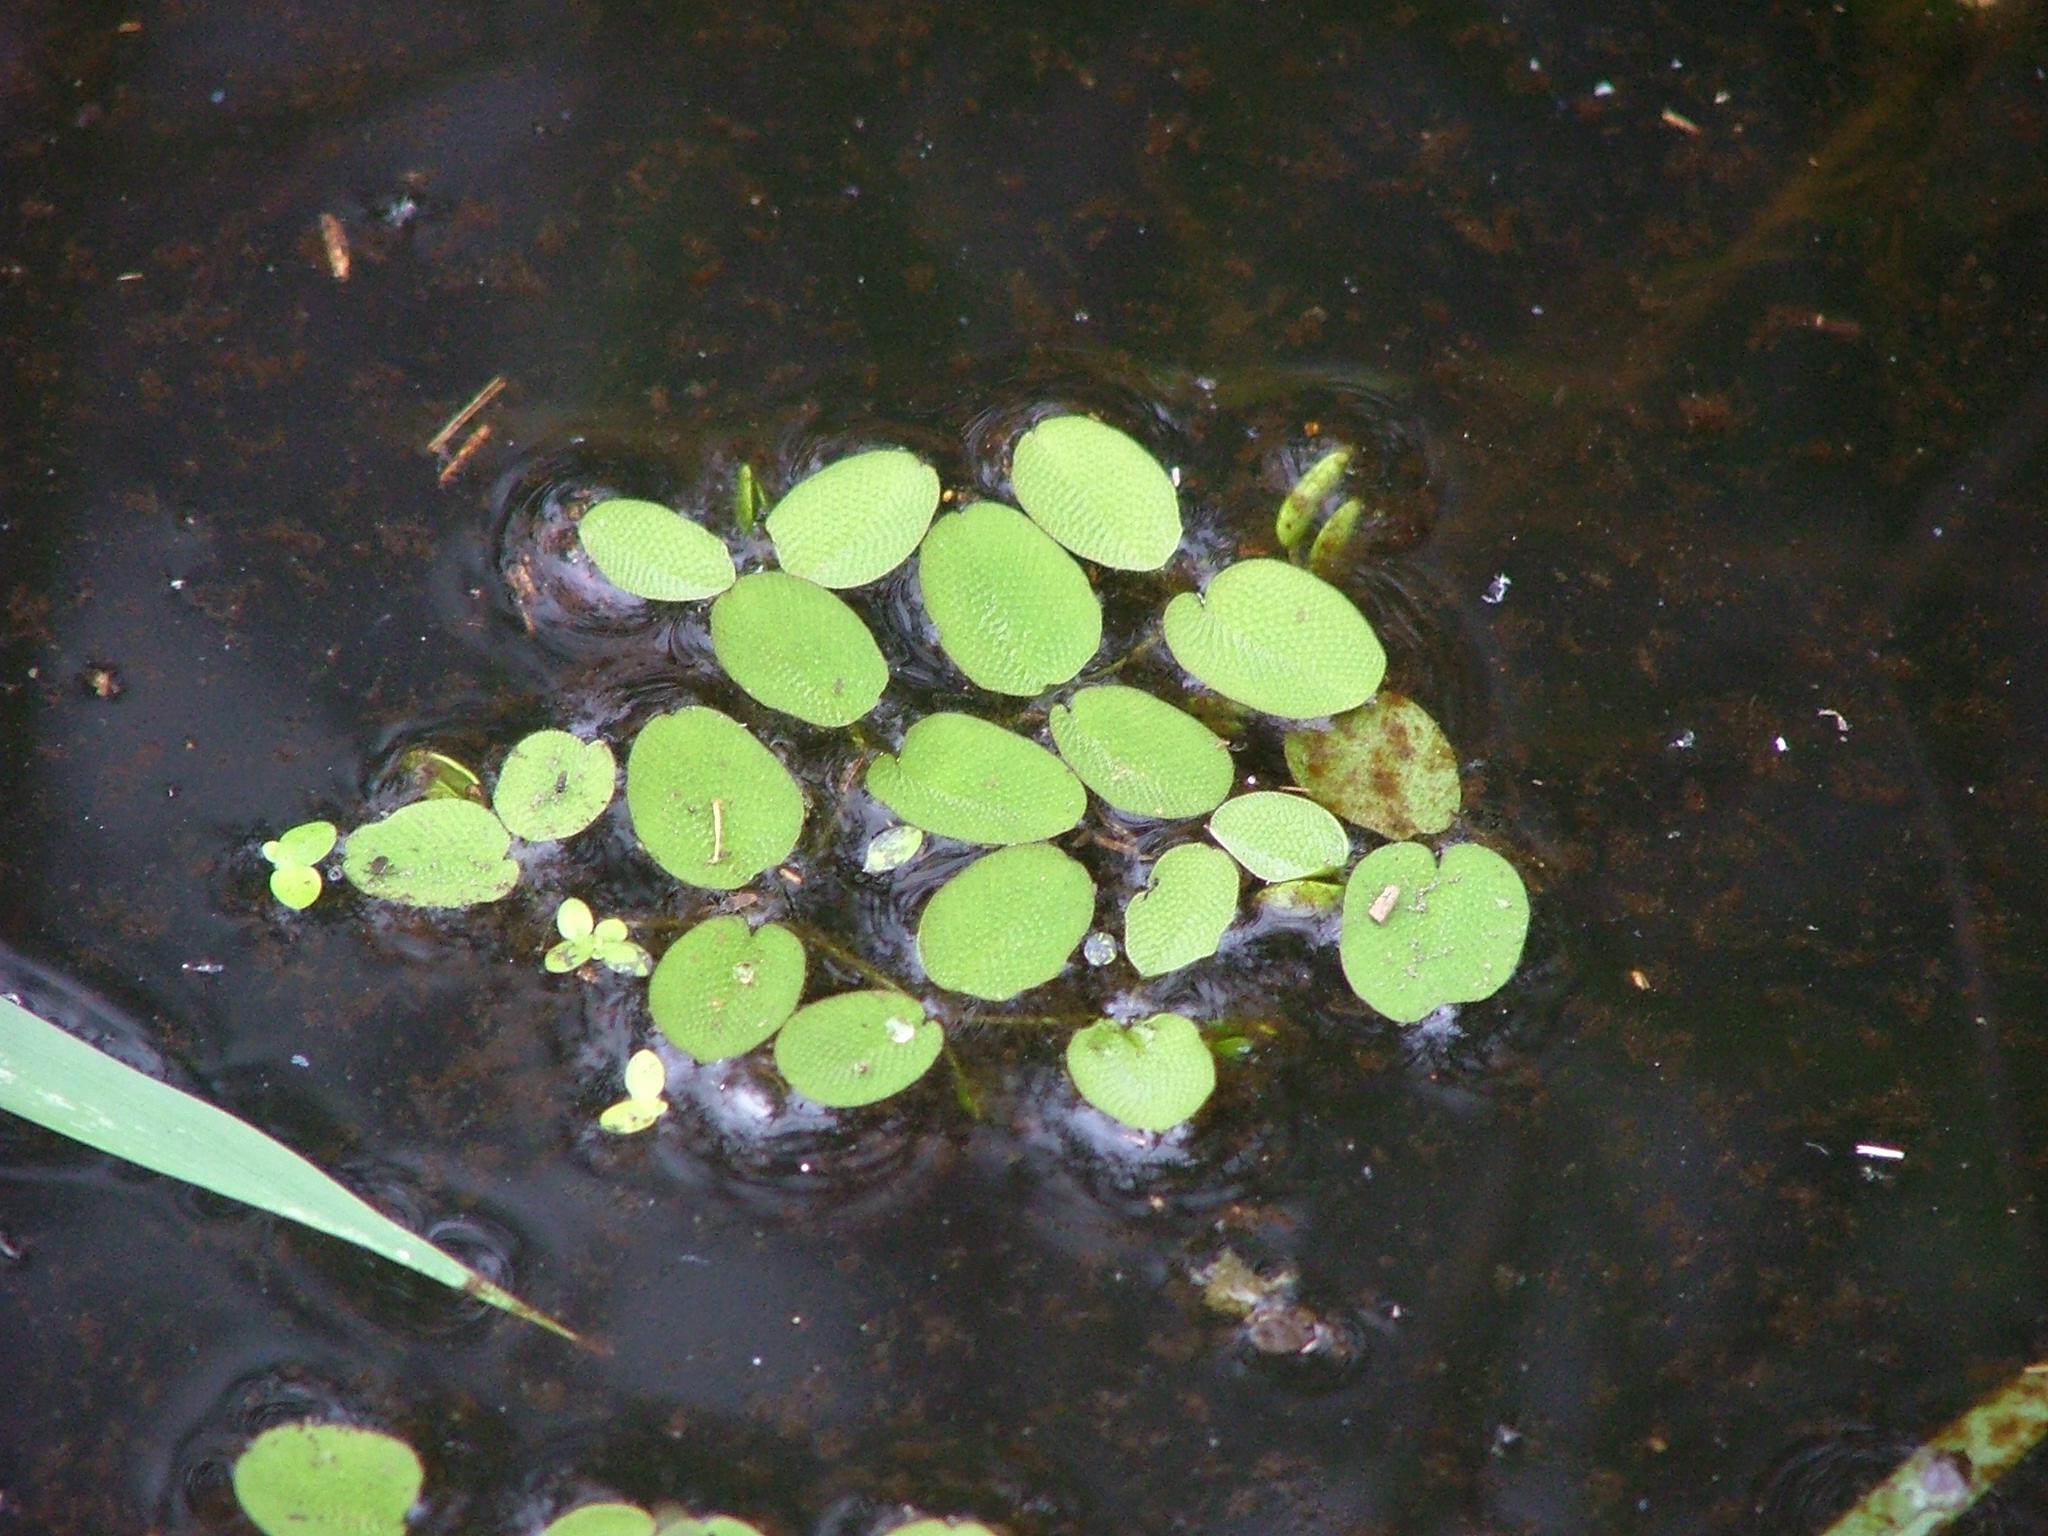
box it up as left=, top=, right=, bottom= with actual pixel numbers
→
left=578, top=497, right=737, bottom=601
left=917, top=842, right=1096, bottom=1001
left=1285, top=691, right=1460, bottom=839
left=1066, top=1013, right=1217, bottom=1131
left=1123, top=843, right=1239, bottom=978
left=495, top=729, right=617, bottom=842
left=232, top=1422, right=422, bottom=1536
left=1162, top=558, right=1385, bottom=719
left=543, top=1502, right=659, bottom=1536
left=598, top=1048, right=670, bottom=1134
left=1338, top=842, right=1529, bottom=1023
left=866, top=712, right=1085, bottom=845
left=648, top=916, right=806, bottom=1063
left=262, top=418, right=1532, bottom=1132
left=545, top=898, right=652, bottom=976
left=261, top=819, right=336, bottom=910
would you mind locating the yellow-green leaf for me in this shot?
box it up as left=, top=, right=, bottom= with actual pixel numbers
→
left=1010, top=414, right=1181, bottom=571
left=1048, top=685, right=1234, bottom=819
left=648, top=916, right=806, bottom=1062
left=916, top=500, right=1102, bottom=695
left=916, top=842, right=1095, bottom=1001
left=774, top=990, right=941, bottom=1108
left=1065, top=1014, right=1216, bottom=1132
left=765, top=448, right=940, bottom=588
left=865, top=713, right=1085, bottom=845
left=1123, top=842, right=1239, bottom=977
left=1207, top=791, right=1350, bottom=882
left=341, top=799, right=519, bottom=909
left=579, top=498, right=737, bottom=601
left=709, top=571, right=887, bottom=728
left=1162, top=558, right=1385, bottom=718
left=624, top=707, right=805, bottom=890
left=1338, top=841, right=1529, bottom=1023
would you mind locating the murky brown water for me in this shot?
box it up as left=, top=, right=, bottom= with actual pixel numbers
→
left=3, top=2, right=2047, bottom=1532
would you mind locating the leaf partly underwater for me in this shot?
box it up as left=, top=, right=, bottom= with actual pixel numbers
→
left=0, top=993, right=580, bottom=1341
left=232, top=1421, right=423, bottom=1536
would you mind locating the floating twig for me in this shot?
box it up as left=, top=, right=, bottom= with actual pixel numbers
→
left=317, top=213, right=350, bottom=281
left=436, top=424, right=491, bottom=485
left=426, top=375, right=507, bottom=455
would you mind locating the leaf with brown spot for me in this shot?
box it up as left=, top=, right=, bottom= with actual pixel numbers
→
left=1284, top=692, right=1460, bottom=839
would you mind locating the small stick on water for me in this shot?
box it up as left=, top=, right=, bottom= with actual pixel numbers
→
left=436, top=424, right=491, bottom=485
left=318, top=213, right=350, bottom=281
left=709, top=799, right=726, bottom=865
left=1368, top=883, right=1401, bottom=924
left=427, top=374, right=507, bottom=454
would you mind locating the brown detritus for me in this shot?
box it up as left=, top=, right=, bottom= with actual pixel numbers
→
left=436, top=423, right=491, bottom=485
left=317, top=213, right=350, bottom=281
left=426, top=374, right=506, bottom=454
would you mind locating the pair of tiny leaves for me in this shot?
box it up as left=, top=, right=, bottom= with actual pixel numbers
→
left=329, top=730, right=617, bottom=910
left=260, top=819, right=336, bottom=910
left=599, top=1048, right=670, bottom=1134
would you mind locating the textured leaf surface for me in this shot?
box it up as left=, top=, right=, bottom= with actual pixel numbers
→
left=1065, top=1014, right=1216, bottom=1132
left=0, top=994, right=578, bottom=1339
left=625, top=707, right=805, bottom=890
left=1123, top=842, right=1239, bottom=977
left=656, top=1518, right=768, bottom=1536
left=648, top=917, right=806, bottom=1062
left=1285, top=692, right=1461, bottom=839
left=765, top=448, right=940, bottom=588
left=542, top=1503, right=657, bottom=1536
left=709, top=571, right=887, bottom=727
left=917, top=842, right=1095, bottom=1000
left=1207, top=792, right=1350, bottom=882
left=341, top=799, right=518, bottom=908
left=1338, top=842, right=1529, bottom=1023
left=233, top=1422, right=422, bottom=1536
left=492, top=730, right=616, bottom=842
left=1010, top=414, right=1181, bottom=570
left=1162, top=559, right=1385, bottom=718
left=578, top=498, right=736, bottom=601
left=916, top=501, right=1102, bottom=694
left=774, top=991, right=940, bottom=1108
left=1048, top=685, right=1234, bottom=818
left=884, top=1522, right=1001, bottom=1536
left=866, top=713, right=1085, bottom=845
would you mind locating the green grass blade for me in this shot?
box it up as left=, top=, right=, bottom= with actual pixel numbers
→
left=0, top=992, right=582, bottom=1344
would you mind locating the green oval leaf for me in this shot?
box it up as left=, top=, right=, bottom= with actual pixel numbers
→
left=625, top=707, right=805, bottom=890
left=648, top=917, right=806, bottom=1062
left=656, top=1516, right=768, bottom=1536
left=1123, top=842, right=1239, bottom=977
left=1275, top=446, right=1352, bottom=554
left=884, top=1524, right=1003, bottom=1536
left=764, top=448, right=940, bottom=588
left=543, top=1502, right=658, bottom=1536
left=1010, top=414, right=1182, bottom=570
left=1338, top=841, right=1530, bottom=1024
left=1162, top=559, right=1385, bottom=719
left=232, top=1422, right=422, bottom=1536
left=1207, top=792, right=1350, bottom=882
left=1047, top=685, right=1234, bottom=819
left=262, top=819, right=337, bottom=868
left=1285, top=691, right=1461, bottom=839
left=269, top=865, right=324, bottom=911
left=916, top=501, right=1102, bottom=695
left=1065, top=1014, right=1217, bottom=1132
left=774, top=990, right=941, bottom=1108
left=916, top=842, right=1095, bottom=1001
left=341, top=799, right=518, bottom=908
left=709, top=571, right=888, bottom=728
left=863, top=823, right=925, bottom=873
left=492, top=730, right=616, bottom=842
left=578, top=498, right=737, bottom=601
left=866, top=713, right=1086, bottom=845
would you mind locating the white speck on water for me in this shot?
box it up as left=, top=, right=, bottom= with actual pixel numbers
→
left=1772, top=736, right=1789, bottom=753
left=290, top=1054, right=309, bottom=1068
left=1482, top=573, right=1511, bottom=604
left=1593, top=80, right=1616, bottom=97
left=1670, top=729, right=1696, bottom=750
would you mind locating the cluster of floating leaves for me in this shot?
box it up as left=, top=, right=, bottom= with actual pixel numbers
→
left=230, top=1421, right=998, bottom=1536
left=260, top=412, right=1529, bottom=1132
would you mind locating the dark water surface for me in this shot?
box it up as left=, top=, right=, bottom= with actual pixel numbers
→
left=4, top=3, right=2047, bottom=1532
